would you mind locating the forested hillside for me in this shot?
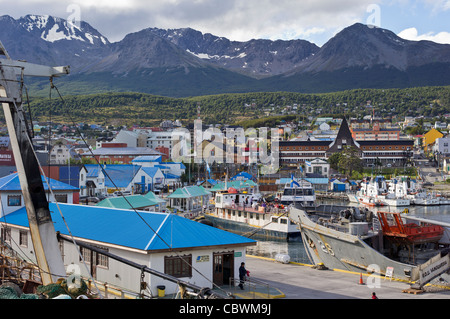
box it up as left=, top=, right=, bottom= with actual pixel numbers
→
left=25, top=86, right=450, bottom=127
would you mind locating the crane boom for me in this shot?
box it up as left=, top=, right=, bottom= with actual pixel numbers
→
left=0, top=40, right=69, bottom=284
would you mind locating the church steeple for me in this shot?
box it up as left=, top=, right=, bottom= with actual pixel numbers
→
left=326, top=116, right=360, bottom=156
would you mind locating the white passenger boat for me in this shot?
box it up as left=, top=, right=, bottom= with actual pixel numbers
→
left=279, top=177, right=316, bottom=210
left=204, top=189, right=300, bottom=241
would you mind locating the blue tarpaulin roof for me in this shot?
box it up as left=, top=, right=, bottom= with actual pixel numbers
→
left=4, top=203, right=255, bottom=252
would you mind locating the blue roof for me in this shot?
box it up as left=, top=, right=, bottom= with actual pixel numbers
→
left=230, top=172, right=253, bottom=181
left=164, top=173, right=180, bottom=179
left=164, top=162, right=186, bottom=169
left=85, top=164, right=141, bottom=188
left=132, top=156, right=162, bottom=163
left=3, top=203, right=255, bottom=251
left=0, top=173, right=79, bottom=191
left=141, top=167, right=161, bottom=178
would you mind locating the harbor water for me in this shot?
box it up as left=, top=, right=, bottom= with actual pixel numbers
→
left=246, top=199, right=450, bottom=264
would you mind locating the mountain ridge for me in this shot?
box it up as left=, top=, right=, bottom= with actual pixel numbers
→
left=1, top=14, right=449, bottom=97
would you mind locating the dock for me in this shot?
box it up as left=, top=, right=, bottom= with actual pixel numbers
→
left=241, top=255, right=450, bottom=299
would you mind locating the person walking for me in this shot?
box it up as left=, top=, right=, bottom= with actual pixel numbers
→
left=239, top=262, right=247, bottom=290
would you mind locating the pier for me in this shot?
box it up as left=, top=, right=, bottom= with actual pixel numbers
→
left=242, top=255, right=450, bottom=299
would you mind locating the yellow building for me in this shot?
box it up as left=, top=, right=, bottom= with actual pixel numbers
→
left=423, top=128, right=444, bottom=152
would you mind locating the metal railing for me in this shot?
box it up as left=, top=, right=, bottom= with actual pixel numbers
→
left=229, top=277, right=271, bottom=299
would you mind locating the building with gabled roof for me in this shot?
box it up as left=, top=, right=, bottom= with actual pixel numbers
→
left=326, top=117, right=361, bottom=157
left=80, top=164, right=167, bottom=196
left=1, top=203, right=256, bottom=296
left=96, top=192, right=166, bottom=212
left=167, top=186, right=211, bottom=213
left=0, top=173, right=79, bottom=217
left=279, top=117, right=414, bottom=168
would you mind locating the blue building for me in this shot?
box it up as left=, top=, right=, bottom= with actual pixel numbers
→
left=1, top=203, right=256, bottom=296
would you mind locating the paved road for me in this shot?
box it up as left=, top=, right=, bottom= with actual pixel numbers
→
left=245, top=255, right=450, bottom=299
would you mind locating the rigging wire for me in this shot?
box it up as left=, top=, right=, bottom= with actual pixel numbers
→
left=9, top=95, right=104, bottom=298
left=48, top=79, right=229, bottom=297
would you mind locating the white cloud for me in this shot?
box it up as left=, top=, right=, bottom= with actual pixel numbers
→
left=398, top=27, right=450, bottom=44
left=50, top=0, right=382, bottom=44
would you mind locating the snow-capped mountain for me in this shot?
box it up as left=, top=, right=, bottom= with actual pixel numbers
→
left=0, top=15, right=449, bottom=97
left=149, top=27, right=320, bottom=77
left=20, top=14, right=109, bottom=45
left=0, top=14, right=110, bottom=72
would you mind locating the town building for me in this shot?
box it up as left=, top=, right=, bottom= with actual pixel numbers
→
left=0, top=173, right=79, bottom=217
left=96, top=192, right=166, bottom=212
left=432, top=137, right=450, bottom=156
left=79, top=164, right=167, bottom=197
left=423, top=128, right=444, bottom=153
left=167, top=186, right=211, bottom=214
left=349, top=119, right=401, bottom=140
left=1, top=203, right=256, bottom=297
left=81, top=143, right=164, bottom=164
left=49, top=143, right=80, bottom=164
left=279, top=117, right=414, bottom=168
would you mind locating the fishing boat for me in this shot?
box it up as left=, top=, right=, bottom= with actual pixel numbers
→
left=290, top=206, right=450, bottom=287
left=204, top=188, right=301, bottom=241
left=355, top=176, right=410, bottom=207
left=347, top=192, right=384, bottom=207
left=390, top=176, right=440, bottom=206
left=279, top=176, right=316, bottom=210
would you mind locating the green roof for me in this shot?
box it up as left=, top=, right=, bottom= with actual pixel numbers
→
left=210, top=180, right=257, bottom=192
left=167, top=186, right=211, bottom=199
left=143, top=191, right=166, bottom=203
left=96, top=195, right=160, bottom=210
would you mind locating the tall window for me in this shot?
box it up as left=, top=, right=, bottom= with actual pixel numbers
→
left=1, top=227, right=11, bottom=243
left=19, top=230, right=28, bottom=247
left=164, top=255, right=192, bottom=278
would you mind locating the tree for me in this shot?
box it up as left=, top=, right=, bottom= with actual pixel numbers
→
left=328, top=152, right=342, bottom=171
left=338, top=146, right=363, bottom=178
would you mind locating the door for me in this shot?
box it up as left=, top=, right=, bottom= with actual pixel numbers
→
left=213, top=252, right=234, bottom=286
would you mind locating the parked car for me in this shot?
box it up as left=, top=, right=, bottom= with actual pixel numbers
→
left=113, top=191, right=131, bottom=197
left=422, top=182, right=434, bottom=187
left=87, top=196, right=100, bottom=203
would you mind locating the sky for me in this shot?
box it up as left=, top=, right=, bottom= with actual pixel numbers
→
left=1, top=0, right=449, bottom=46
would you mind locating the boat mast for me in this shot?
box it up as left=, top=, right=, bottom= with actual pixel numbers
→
left=0, top=41, right=69, bottom=285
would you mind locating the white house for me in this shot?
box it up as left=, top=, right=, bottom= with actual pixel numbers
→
left=80, top=164, right=168, bottom=196
left=0, top=173, right=79, bottom=217
left=132, top=156, right=186, bottom=177
left=112, top=129, right=140, bottom=147
left=304, top=158, right=330, bottom=177
left=131, top=167, right=166, bottom=193
left=49, top=143, right=80, bottom=165
left=1, top=203, right=255, bottom=297
left=433, top=137, right=450, bottom=155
